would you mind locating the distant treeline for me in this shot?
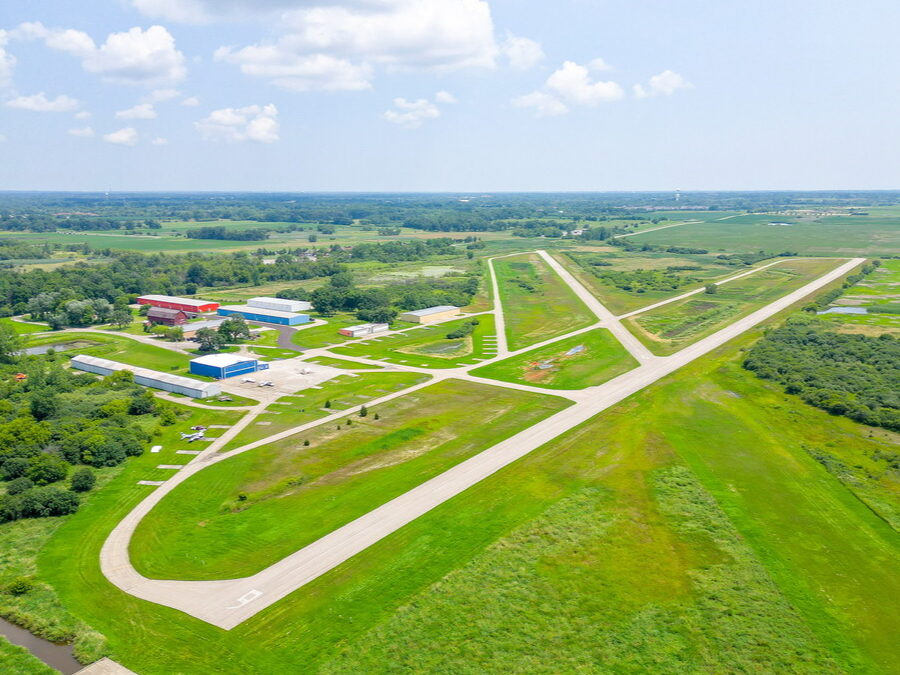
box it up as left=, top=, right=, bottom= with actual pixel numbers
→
left=186, top=226, right=269, bottom=241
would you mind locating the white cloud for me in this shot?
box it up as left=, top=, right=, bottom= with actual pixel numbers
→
left=633, top=70, right=692, bottom=98
left=104, top=127, right=139, bottom=145
left=435, top=90, right=457, bottom=104
left=513, top=60, right=623, bottom=117
left=588, top=57, right=613, bottom=72
left=5, top=92, right=80, bottom=112
left=195, top=104, right=280, bottom=143
left=116, top=103, right=158, bottom=119
left=502, top=34, right=543, bottom=70
left=216, top=0, right=497, bottom=91
left=68, top=126, right=95, bottom=137
left=511, top=90, right=568, bottom=117
left=0, top=30, right=16, bottom=87
left=145, top=88, right=180, bottom=102
left=216, top=49, right=373, bottom=91
left=151, top=137, right=169, bottom=145
left=181, top=96, right=200, bottom=106
left=75, top=111, right=92, bottom=119
left=20, top=23, right=186, bottom=86
left=132, top=0, right=398, bottom=23
left=381, top=97, right=440, bottom=128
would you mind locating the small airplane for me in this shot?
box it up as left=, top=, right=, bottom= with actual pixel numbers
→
left=180, top=430, right=206, bottom=442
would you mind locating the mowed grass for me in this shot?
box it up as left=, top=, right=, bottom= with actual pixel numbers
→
left=331, top=315, right=498, bottom=368
left=0, top=317, right=48, bottom=335
left=494, top=253, right=595, bottom=350
left=30, top=332, right=194, bottom=375
left=470, top=328, right=637, bottom=390
left=632, top=211, right=900, bottom=255
left=625, top=258, right=848, bottom=355
left=36, top=304, right=900, bottom=674
left=219, top=371, right=429, bottom=451
left=301, top=356, right=384, bottom=370
left=130, top=379, right=572, bottom=580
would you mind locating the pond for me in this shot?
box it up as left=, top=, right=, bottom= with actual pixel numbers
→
left=817, top=307, right=868, bottom=315
left=21, top=340, right=99, bottom=356
left=0, top=615, right=82, bottom=674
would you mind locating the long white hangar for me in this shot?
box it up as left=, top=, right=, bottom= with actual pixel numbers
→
left=70, top=355, right=221, bottom=399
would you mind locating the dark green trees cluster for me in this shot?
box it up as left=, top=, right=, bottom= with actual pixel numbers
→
left=0, top=356, right=174, bottom=523
left=744, top=316, right=900, bottom=430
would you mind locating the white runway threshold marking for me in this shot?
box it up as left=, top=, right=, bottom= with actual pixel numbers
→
left=100, top=257, right=864, bottom=631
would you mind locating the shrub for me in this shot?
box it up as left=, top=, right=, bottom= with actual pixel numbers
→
left=360, top=405, right=368, bottom=417
left=26, top=454, right=69, bottom=486
left=70, top=467, right=96, bottom=493
left=19, top=486, right=80, bottom=518
left=0, top=457, right=29, bottom=481
left=6, top=477, right=34, bottom=495
left=6, top=576, right=35, bottom=596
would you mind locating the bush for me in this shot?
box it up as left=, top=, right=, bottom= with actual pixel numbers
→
left=26, top=454, right=69, bottom=486
left=5, top=576, right=35, bottom=596
left=0, top=457, right=29, bottom=481
left=18, top=486, right=80, bottom=518
left=70, top=467, right=96, bottom=493
left=6, top=476, right=34, bottom=495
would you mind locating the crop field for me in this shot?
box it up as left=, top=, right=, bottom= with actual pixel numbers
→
left=494, top=253, right=595, bottom=350
left=130, top=379, right=572, bottom=580
left=554, top=250, right=752, bottom=316
left=625, top=258, right=848, bottom=355
left=330, top=314, right=498, bottom=368
left=219, top=371, right=429, bottom=450
left=470, top=329, right=637, bottom=390
left=631, top=210, right=900, bottom=255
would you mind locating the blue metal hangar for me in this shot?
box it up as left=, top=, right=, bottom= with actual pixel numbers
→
left=189, top=354, right=270, bottom=379
left=217, top=304, right=311, bottom=326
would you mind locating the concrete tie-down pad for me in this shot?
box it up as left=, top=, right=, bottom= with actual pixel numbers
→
left=100, top=257, right=865, bottom=631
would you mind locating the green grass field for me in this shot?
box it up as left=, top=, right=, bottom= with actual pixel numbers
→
left=32, top=290, right=900, bottom=675
left=494, top=253, right=595, bottom=350
left=631, top=211, right=900, bottom=255
left=470, top=329, right=637, bottom=389
left=0, top=638, right=59, bottom=675
left=219, top=371, right=429, bottom=451
left=131, top=379, right=572, bottom=580
left=625, top=258, right=848, bottom=355
left=301, top=356, right=384, bottom=370
left=30, top=332, right=194, bottom=375
left=0, top=318, right=48, bottom=335
left=330, top=315, right=498, bottom=368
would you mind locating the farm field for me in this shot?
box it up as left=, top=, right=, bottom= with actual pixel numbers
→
left=494, top=253, right=595, bottom=350
left=219, top=371, right=429, bottom=450
left=470, top=328, right=637, bottom=390
left=555, top=250, right=753, bottom=316
left=625, top=258, right=850, bottom=355
left=130, top=379, right=572, bottom=580
left=631, top=210, right=900, bottom=255
left=331, top=314, right=498, bottom=368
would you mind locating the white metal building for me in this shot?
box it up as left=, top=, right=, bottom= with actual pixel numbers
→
left=247, top=297, right=313, bottom=313
left=70, top=355, right=221, bottom=399
left=339, top=323, right=390, bottom=338
left=399, top=306, right=461, bottom=324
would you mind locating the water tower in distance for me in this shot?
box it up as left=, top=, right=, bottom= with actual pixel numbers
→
left=675, top=189, right=681, bottom=202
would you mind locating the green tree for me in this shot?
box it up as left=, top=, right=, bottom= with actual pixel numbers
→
left=112, top=308, right=133, bottom=329
left=705, top=283, right=719, bottom=295
left=196, top=327, right=225, bottom=352
left=0, top=321, right=25, bottom=362
left=26, top=454, right=69, bottom=486
left=70, top=467, right=96, bottom=493
left=359, top=405, right=368, bottom=417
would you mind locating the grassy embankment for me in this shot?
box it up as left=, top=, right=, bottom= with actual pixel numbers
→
left=131, top=378, right=571, bottom=580
left=470, top=328, right=637, bottom=390
left=625, top=258, right=848, bottom=355
left=219, top=371, right=429, bottom=451
left=331, top=315, right=498, bottom=369
left=29, top=332, right=191, bottom=375
left=493, top=253, right=595, bottom=350
left=0, top=638, right=58, bottom=675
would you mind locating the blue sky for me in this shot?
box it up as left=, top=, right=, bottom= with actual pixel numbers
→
left=1, top=0, right=898, bottom=192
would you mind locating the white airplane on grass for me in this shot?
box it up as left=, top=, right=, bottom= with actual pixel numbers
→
left=180, top=430, right=206, bottom=442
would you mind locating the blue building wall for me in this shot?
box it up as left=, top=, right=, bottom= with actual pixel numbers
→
left=190, top=359, right=270, bottom=379
left=217, top=308, right=310, bottom=326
